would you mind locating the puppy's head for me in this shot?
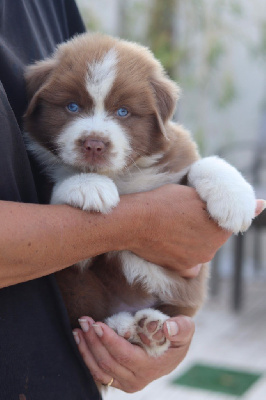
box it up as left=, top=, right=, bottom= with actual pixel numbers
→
left=24, top=33, right=179, bottom=174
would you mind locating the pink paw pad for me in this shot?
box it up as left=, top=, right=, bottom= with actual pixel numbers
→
left=136, top=317, right=167, bottom=348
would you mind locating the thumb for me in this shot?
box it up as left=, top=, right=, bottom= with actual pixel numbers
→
left=163, top=315, right=195, bottom=345
left=255, top=199, right=266, bottom=217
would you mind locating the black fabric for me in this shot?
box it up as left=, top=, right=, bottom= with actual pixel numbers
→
left=0, top=1, right=101, bottom=399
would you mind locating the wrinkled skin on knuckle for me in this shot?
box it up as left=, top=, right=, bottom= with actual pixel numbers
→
left=181, top=258, right=194, bottom=269
left=121, top=368, right=152, bottom=393
left=97, top=358, right=112, bottom=374
left=124, top=380, right=147, bottom=394
left=115, top=352, right=132, bottom=366
left=91, top=371, right=105, bottom=384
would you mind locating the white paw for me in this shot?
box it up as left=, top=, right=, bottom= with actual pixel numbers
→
left=105, top=309, right=170, bottom=357
left=188, top=156, right=256, bottom=233
left=50, top=173, right=120, bottom=213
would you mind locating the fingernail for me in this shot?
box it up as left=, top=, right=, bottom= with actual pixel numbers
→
left=73, top=331, right=80, bottom=345
left=92, top=324, right=103, bottom=337
left=166, top=321, right=179, bottom=337
left=78, top=318, right=89, bottom=332
left=193, top=264, right=202, bottom=274
left=255, top=200, right=266, bottom=216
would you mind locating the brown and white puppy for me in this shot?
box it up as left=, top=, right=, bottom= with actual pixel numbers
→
left=24, top=33, right=256, bottom=357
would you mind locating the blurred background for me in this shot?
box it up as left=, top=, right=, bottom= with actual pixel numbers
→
left=76, top=1, right=266, bottom=399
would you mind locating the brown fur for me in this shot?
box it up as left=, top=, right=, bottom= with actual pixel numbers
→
left=24, top=33, right=208, bottom=335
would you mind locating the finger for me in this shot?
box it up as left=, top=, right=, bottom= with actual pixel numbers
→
left=90, top=321, right=146, bottom=370
left=163, top=315, right=195, bottom=346
left=178, top=264, right=202, bottom=278
left=90, top=322, right=164, bottom=392
left=73, top=328, right=114, bottom=386
left=78, top=318, right=135, bottom=387
left=255, top=199, right=266, bottom=216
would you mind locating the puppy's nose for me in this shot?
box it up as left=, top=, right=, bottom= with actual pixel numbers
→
left=83, top=139, right=106, bottom=154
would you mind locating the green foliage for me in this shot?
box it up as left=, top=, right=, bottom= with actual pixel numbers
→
left=253, top=20, right=266, bottom=58
left=145, top=0, right=177, bottom=77
left=193, top=127, right=206, bottom=155
left=217, top=73, right=237, bottom=109
left=206, top=41, right=225, bottom=68
left=76, top=2, right=101, bottom=32
left=230, top=2, right=243, bottom=16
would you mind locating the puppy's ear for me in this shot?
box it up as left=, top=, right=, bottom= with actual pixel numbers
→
left=150, top=76, right=180, bottom=139
left=25, top=58, right=56, bottom=98
left=24, top=58, right=56, bottom=117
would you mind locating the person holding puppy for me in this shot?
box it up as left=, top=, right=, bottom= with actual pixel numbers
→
left=1, top=0, right=264, bottom=398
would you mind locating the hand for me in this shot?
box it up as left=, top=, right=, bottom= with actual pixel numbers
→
left=178, top=198, right=265, bottom=279
left=127, top=186, right=265, bottom=274
left=126, top=184, right=231, bottom=272
left=73, top=315, right=194, bottom=393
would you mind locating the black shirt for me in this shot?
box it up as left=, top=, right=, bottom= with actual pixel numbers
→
left=0, top=1, right=101, bottom=399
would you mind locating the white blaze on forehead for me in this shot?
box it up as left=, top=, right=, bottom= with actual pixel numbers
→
left=86, top=48, right=118, bottom=110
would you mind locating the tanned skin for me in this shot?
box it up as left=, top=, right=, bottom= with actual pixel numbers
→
left=0, top=185, right=231, bottom=288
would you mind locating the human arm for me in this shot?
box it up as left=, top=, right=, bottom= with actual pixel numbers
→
left=0, top=185, right=232, bottom=288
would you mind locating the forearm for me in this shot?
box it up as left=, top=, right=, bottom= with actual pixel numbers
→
left=0, top=197, right=140, bottom=288
left=0, top=185, right=234, bottom=288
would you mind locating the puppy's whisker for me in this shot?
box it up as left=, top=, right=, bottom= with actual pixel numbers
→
left=127, top=156, right=144, bottom=175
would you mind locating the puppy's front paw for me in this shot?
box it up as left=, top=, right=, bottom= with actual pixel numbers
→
left=50, top=173, right=119, bottom=213
left=105, top=309, right=170, bottom=357
left=188, top=157, right=256, bottom=233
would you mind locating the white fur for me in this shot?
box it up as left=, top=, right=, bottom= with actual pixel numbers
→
left=105, top=312, right=135, bottom=338
left=114, top=166, right=189, bottom=195
left=188, top=156, right=256, bottom=233
left=24, top=133, right=60, bottom=171
left=119, top=251, right=176, bottom=297
left=50, top=173, right=120, bottom=213
left=56, top=113, right=131, bottom=173
left=23, top=137, right=78, bottom=182
left=86, top=48, right=117, bottom=112
left=105, top=308, right=170, bottom=357
left=135, top=153, right=164, bottom=168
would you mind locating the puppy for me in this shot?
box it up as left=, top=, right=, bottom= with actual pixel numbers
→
left=23, top=32, right=256, bottom=358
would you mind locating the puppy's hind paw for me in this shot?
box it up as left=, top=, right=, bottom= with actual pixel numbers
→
left=134, top=309, right=170, bottom=357
left=105, top=309, right=171, bottom=357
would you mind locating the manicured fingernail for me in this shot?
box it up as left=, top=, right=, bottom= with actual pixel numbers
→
left=78, top=318, right=89, bottom=332
left=73, top=331, right=80, bottom=345
left=194, top=264, right=202, bottom=274
left=166, top=321, right=179, bottom=337
left=92, top=324, right=103, bottom=337
left=256, top=200, right=266, bottom=216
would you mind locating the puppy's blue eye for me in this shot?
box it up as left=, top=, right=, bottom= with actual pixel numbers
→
left=117, top=107, right=128, bottom=117
left=67, top=102, right=79, bottom=113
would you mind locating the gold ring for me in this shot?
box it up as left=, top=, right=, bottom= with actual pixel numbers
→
left=106, top=377, right=114, bottom=387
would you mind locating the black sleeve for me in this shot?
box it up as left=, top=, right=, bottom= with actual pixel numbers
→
left=0, top=81, right=38, bottom=202
left=0, top=1, right=102, bottom=399
left=64, top=0, right=86, bottom=37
